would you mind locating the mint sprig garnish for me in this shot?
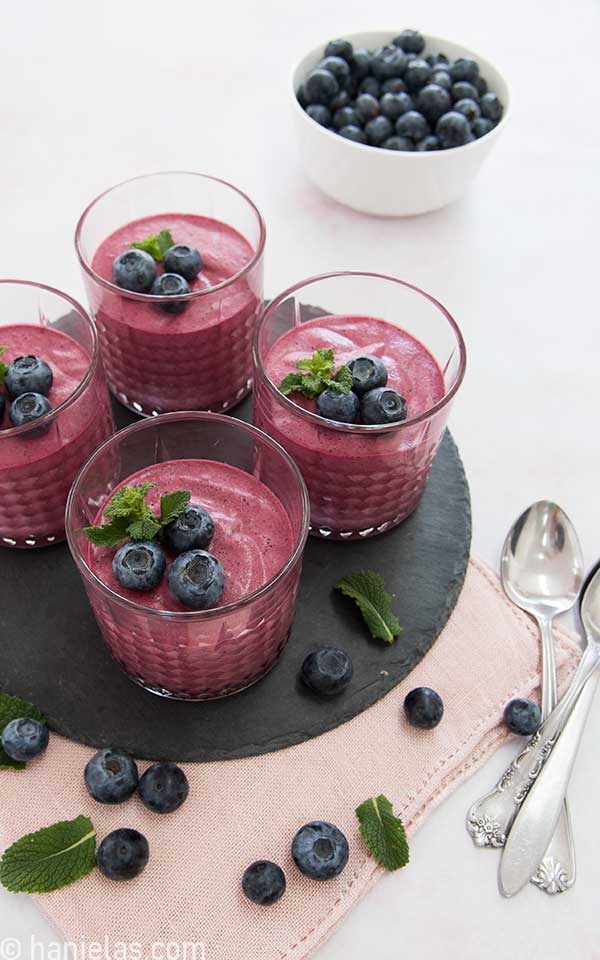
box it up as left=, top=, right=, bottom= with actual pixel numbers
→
left=335, top=570, right=402, bottom=644
left=356, top=795, right=409, bottom=871
left=0, top=346, right=7, bottom=387
left=278, top=348, right=352, bottom=399
left=0, top=694, right=46, bottom=771
left=0, top=815, right=96, bottom=893
left=85, top=483, right=191, bottom=548
left=131, top=229, right=174, bottom=262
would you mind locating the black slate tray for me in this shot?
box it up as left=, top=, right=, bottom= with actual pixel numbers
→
left=0, top=393, right=471, bottom=762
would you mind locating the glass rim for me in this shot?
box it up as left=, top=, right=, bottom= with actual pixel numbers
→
left=0, top=279, right=100, bottom=439
left=74, top=171, right=267, bottom=304
left=65, top=411, right=311, bottom=621
left=252, top=270, right=467, bottom=435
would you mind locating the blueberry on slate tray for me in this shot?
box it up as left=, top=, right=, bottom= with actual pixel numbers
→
left=301, top=648, right=353, bottom=696
left=292, top=822, right=349, bottom=880
left=168, top=549, right=226, bottom=609
left=436, top=111, right=474, bottom=148
left=9, top=392, right=52, bottom=428
left=316, top=388, right=359, bottom=423
left=355, top=92, right=380, bottom=122
left=97, top=828, right=149, bottom=881
left=404, top=687, right=444, bottom=729
left=319, top=55, right=351, bottom=86
left=365, top=115, right=393, bottom=146
left=112, top=541, right=166, bottom=592
left=303, top=68, right=339, bottom=105
left=393, top=29, right=425, bottom=54
left=404, top=58, right=431, bottom=92
left=395, top=110, right=429, bottom=141
left=361, top=387, right=407, bottom=424
left=84, top=748, right=139, bottom=804
left=480, top=92, right=503, bottom=121
left=151, top=273, right=190, bottom=315
left=416, top=135, right=441, bottom=151
left=383, top=135, right=414, bottom=151
left=306, top=104, right=331, bottom=127
left=381, top=77, right=407, bottom=95
left=138, top=762, right=189, bottom=814
left=333, top=106, right=359, bottom=129
left=454, top=97, right=481, bottom=124
left=449, top=58, right=480, bottom=84
left=164, top=504, right=215, bottom=554
left=112, top=249, right=156, bottom=293
left=324, top=38, right=353, bottom=63
left=339, top=125, right=367, bottom=144
left=1, top=718, right=48, bottom=762
left=380, top=91, right=412, bottom=120
left=472, top=117, right=495, bottom=139
left=242, top=861, right=286, bottom=905
left=504, top=698, right=542, bottom=736
left=371, top=45, right=407, bottom=80
left=4, top=356, right=53, bottom=397
left=348, top=355, right=388, bottom=395
left=163, top=244, right=202, bottom=281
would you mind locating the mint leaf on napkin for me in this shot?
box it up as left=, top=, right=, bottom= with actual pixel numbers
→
left=0, top=816, right=96, bottom=893
left=335, top=571, right=402, bottom=644
left=131, top=228, right=174, bottom=262
left=85, top=483, right=190, bottom=548
left=0, top=694, right=46, bottom=771
left=0, top=346, right=7, bottom=386
left=278, top=348, right=352, bottom=399
left=356, top=794, right=409, bottom=871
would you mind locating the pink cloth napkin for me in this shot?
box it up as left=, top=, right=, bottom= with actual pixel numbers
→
left=0, top=558, right=581, bottom=960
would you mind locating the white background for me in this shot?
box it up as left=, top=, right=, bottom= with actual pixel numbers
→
left=1, top=0, right=599, bottom=957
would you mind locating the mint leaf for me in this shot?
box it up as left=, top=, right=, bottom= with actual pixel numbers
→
left=131, top=229, right=174, bottom=262
left=279, top=373, right=306, bottom=397
left=0, top=694, right=46, bottom=771
left=356, top=795, right=409, bottom=871
left=104, top=483, right=155, bottom=521
left=327, top=365, right=353, bottom=394
left=296, top=348, right=334, bottom=374
left=85, top=483, right=192, bottom=547
left=0, top=346, right=7, bottom=387
left=0, top=816, right=96, bottom=893
left=127, top=518, right=162, bottom=541
left=335, top=570, right=402, bottom=644
left=278, top=348, right=352, bottom=400
left=159, top=490, right=191, bottom=526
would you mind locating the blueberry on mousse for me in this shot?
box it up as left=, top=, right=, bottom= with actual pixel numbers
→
left=301, top=648, right=353, bottom=696
left=168, top=549, right=226, bottom=609
left=292, top=821, right=349, bottom=880
left=242, top=861, right=286, bottom=906
left=138, top=761, right=189, bottom=814
left=151, top=273, right=190, bottom=315
left=9, top=392, right=52, bottom=428
left=112, top=541, right=167, bottom=592
left=97, top=828, right=149, bottom=881
left=404, top=687, right=444, bottom=729
left=84, top=748, right=140, bottom=804
left=4, top=356, right=53, bottom=397
left=348, top=355, right=388, bottom=395
left=112, top=249, right=157, bottom=293
left=316, top=389, right=359, bottom=424
left=1, top=718, right=49, bottom=762
left=163, top=504, right=215, bottom=554
left=162, top=244, right=202, bottom=281
left=361, top=387, right=407, bottom=425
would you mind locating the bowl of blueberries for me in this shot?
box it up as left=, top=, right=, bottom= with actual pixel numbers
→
left=292, top=29, right=509, bottom=216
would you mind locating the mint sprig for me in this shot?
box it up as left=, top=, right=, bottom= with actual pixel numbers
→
left=0, top=694, right=46, bottom=771
left=278, top=348, right=352, bottom=399
left=356, top=795, right=409, bottom=871
left=335, top=570, right=402, bottom=644
left=0, top=816, right=96, bottom=893
left=0, top=346, right=7, bottom=387
left=131, top=229, right=174, bottom=262
left=85, top=483, right=191, bottom=548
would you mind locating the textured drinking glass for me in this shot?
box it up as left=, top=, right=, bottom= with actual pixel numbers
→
left=66, top=413, right=310, bottom=700
left=75, top=171, right=266, bottom=416
left=0, top=280, right=113, bottom=548
left=253, top=272, right=466, bottom=539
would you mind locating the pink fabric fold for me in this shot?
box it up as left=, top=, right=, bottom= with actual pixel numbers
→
left=0, top=558, right=581, bottom=960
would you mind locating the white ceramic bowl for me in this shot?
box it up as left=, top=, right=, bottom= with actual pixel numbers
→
left=291, top=31, right=510, bottom=217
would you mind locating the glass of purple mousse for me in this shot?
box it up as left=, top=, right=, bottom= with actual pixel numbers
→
left=253, top=272, right=466, bottom=539
left=75, top=172, right=266, bottom=417
left=0, top=280, right=113, bottom=548
left=66, top=412, right=310, bottom=700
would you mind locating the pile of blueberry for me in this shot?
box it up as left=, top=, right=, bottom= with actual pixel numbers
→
left=318, top=355, right=407, bottom=425
left=0, top=355, right=54, bottom=429
left=298, top=31, right=503, bottom=151
left=112, top=504, right=225, bottom=610
left=112, top=243, right=202, bottom=314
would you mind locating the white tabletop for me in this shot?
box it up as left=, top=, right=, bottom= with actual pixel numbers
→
left=1, top=0, right=599, bottom=957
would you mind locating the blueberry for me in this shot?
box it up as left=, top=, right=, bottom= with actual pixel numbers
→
left=162, top=244, right=202, bottom=281
left=381, top=77, right=407, bottom=95
left=361, top=387, right=408, bottom=425
left=292, top=822, right=349, bottom=880
left=383, top=135, right=414, bottom=151
left=168, top=549, right=225, bottom=609
left=112, top=249, right=156, bottom=293
left=395, top=110, right=429, bottom=141
left=364, top=115, right=393, bottom=145
left=301, top=648, right=353, bottom=696
left=1, top=718, right=48, bottom=762
left=84, top=748, right=139, bottom=804
left=355, top=93, right=379, bottom=122
left=163, top=504, right=215, bottom=554
left=404, top=58, right=431, bottom=92
left=315, top=388, right=359, bottom=423
left=9, top=392, right=52, bottom=428
left=449, top=58, right=479, bottom=83
left=303, top=68, right=339, bottom=105
left=348, top=355, right=387, bottom=395
left=371, top=45, right=407, bottom=80
left=451, top=80, right=479, bottom=103
left=480, top=92, right=503, bottom=121
left=329, top=89, right=351, bottom=111
left=504, top=698, right=541, bottom=736
left=392, top=29, right=425, bottom=54
left=333, top=106, right=359, bottom=129
left=97, top=829, right=149, bottom=881
left=434, top=52, right=449, bottom=65
left=339, top=125, right=367, bottom=144
left=404, top=687, right=444, bottom=729
left=416, top=84, right=452, bottom=123
left=324, top=38, right=353, bottom=63
left=476, top=75, right=488, bottom=97
left=242, top=861, right=286, bottom=905
left=0, top=395, right=5, bottom=421
left=358, top=76, right=380, bottom=97
left=112, top=541, right=166, bottom=592
left=350, top=48, right=371, bottom=80
left=436, top=111, right=474, bottom=148
left=380, top=92, right=412, bottom=121
left=151, top=273, right=190, bottom=315
left=138, top=762, right=189, bottom=814
left=454, top=97, right=480, bottom=124
left=319, top=56, right=351, bottom=86
left=472, top=116, right=495, bottom=138
left=416, top=135, right=440, bottom=151
left=306, top=104, right=332, bottom=127
left=4, top=356, right=53, bottom=398
left=431, top=70, right=452, bottom=91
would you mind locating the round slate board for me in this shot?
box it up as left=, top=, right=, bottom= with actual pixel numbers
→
left=0, top=394, right=471, bottom=761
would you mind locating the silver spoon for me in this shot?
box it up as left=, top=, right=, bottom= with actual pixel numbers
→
left=467, top=501, right=583, bottom=894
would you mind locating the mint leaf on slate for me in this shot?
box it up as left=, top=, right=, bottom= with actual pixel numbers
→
left=131, top=229, right=174, bottom=262
left=159, top=490, right=191, bottom=527
left=0, top=816, right=96, bottom=893
left=0, top=694, right=46, bottom=771
left=0, top=346, right=7, bottom=386
left=85, top=482, right=191, bottom=548
left=356, top=795, right=409, bottom=871
left=278, top=348, right=352, bottom=399
left=335, top=570, right=402, bottom=644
